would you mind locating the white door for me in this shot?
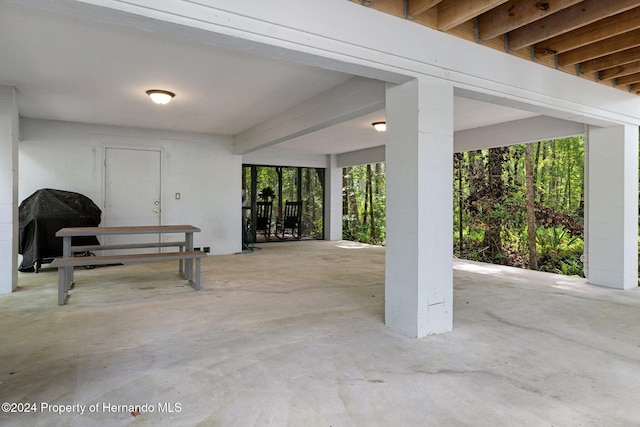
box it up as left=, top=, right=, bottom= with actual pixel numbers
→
left=104, top=147, right=161, bottom=251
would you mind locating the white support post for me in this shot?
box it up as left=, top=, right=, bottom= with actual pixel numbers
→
left=324, top=154, right=343, bottom=241
left=0, top=86, right=19, bottom=294
left=586, top=125, right=639, bottom=290
left=385, top=78, right=454, bottom=337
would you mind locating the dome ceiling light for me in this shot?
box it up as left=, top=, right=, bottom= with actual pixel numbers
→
left=371, top=121, right=386, bottom=132
left=146, top=89, right=175, bottom=105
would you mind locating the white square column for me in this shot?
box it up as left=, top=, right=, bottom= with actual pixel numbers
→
left=385, top=78, right=454, bottom=337
left=0, top=86, right=19, bottom=294
left=586, top=125, right=638, bottom=290
left=324, top=154, right=343, bottom=240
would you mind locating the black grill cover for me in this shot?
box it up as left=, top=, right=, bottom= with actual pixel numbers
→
left=19, top=189, right=101, bottom=272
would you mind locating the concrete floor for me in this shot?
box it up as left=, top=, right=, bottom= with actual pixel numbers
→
left=1, top=240, right=639, bottom=426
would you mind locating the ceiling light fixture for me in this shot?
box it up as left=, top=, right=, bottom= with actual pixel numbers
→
left=372, top=121, right=386, bottom=132
left=146, top=89, right=175, bottom=105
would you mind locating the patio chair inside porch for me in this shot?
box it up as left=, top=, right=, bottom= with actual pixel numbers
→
left=276, top=201, right=302, bottom=240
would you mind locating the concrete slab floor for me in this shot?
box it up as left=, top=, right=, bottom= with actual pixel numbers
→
left=1, top=240, right=639, bottom=426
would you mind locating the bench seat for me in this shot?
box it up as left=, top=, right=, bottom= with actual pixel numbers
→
left=71, top=241, right=189, bottom=275
left=70, top=241, right=186, bottom=252
left=51, top=250, right=207, bottom=305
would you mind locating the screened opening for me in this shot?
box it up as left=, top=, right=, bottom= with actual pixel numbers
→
left=242, top=165, right=325, bottom=243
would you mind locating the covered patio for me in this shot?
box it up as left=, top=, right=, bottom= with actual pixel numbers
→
left=2, top=241, right=639, bottom=425
left=1, top=1, right=638, bottom=336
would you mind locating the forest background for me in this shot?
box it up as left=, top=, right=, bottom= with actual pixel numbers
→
left=343, top=137, right=594, bottom=276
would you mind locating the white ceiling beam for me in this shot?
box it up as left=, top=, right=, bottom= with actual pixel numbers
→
left=336, top=145, right=385, bottom=168
left=454, top=115, right=586, bottom=153
left=233, top=77, right=385, bottom=155
left=335, top=116, right=586, bottom=163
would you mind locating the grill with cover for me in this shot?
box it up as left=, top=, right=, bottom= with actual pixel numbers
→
left=19, top=188, right=101, bottom=272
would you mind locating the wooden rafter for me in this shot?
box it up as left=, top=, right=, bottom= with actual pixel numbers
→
left=408, top=0, right=444, bottom=18
left=631, top=82, right=640, bottom=93
left=558, top=28, right=640, bottom=67
left=477, top=0, right=582, bottom=42
left=599, top=60, right=640, bottom=81
left=352, top=0, right=640, bottom=96
left=508, top=0, right=639, bottom=51
left=364, top=0, right=405, bottom=18
left=615, top=72, right=640, bottom=86
left=437, top=0, right=509, bottom=31
left=580, top=46, right=640, bottom=73
left=535, top=7, right=640, bottom=58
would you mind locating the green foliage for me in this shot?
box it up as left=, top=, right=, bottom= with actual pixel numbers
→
left=536, top=227, right=581, bottom=257
left=535, top=227, right=584, bottom=276
left=342, top=163, right=386, bottom=245
left=453, top=139, right=586, bottom=275
left=340, top=136, right=635, bottom=279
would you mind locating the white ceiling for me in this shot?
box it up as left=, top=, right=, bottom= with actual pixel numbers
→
left=0, top=1, right=538, bottom=155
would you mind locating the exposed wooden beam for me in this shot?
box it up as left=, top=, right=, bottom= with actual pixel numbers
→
left=631, top=82, right=640, bottom=93
left=351, top=0, right=640, bottom=97
left=508, top=0, right=639, bottom=50
left=408, top=0, right=444, bottom=17
left=615, top=72, right=640, bottom=86
left=535, top=7, right=640, bottom=58
left=580, top=46, right=640, bottom=73
left=558, top=28, right=640, bottom=67
left=412, top=6, right=438, bottom=27
left=366, top=0, right=405, bottom=18
left=437, top=0, right=509, bottom=31
left=478, top=0, right=582, bottom=41
left=598, top=60, right=640, bottom=81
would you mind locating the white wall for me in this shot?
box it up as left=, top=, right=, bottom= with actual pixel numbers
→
left=19, top=119, right=241, bottom=255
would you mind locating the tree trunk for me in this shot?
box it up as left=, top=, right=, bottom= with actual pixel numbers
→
left=342, top=167, right=349, bottom=219
left=525, top=143, right=538, bottom=270
left=343, top=167, right=360, bottom=239
left=549, top=139, right=557, bottom=207
left=482, top=147, right=506, bottom=258
left=467, top=150, right=484, bottom=217
left=564, top=139, right=573, bottom=212
left=347, top=168, right=359, bottom=226
left=537, top=142, right=546, bottom=204
left=363, top=166, right=370, bottom=227
left=367, top=164, right=376, bottom=241
left=305, top=168, right=313, bottom=235
left=455, top=153, right=464, bottom=253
